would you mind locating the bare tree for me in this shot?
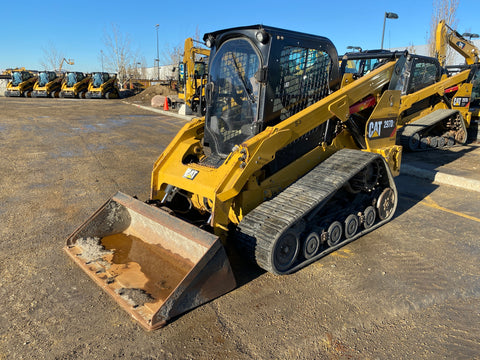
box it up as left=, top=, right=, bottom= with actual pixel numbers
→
left=160, top=26, right=204, bottom=66
left=427, top=0, right=459, bottom=63
left=102, top=24, right=142, bottom=86
left=40, top=42, right=66, bottom=71
left=161, top=42, right=183, bottom=66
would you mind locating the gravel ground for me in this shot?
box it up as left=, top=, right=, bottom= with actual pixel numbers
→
left=0, top=97, right=479, bottom=359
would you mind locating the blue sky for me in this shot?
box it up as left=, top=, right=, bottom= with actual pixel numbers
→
left=1, top=0, right=479, bottom=72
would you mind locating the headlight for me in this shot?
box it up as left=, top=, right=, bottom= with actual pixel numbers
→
left=255, top=30, right=269, bottom=44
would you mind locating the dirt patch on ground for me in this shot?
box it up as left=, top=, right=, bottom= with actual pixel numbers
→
left=125, top=84, right=178, bottom=106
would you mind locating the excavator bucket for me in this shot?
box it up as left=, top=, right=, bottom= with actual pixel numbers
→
left=64, top=192, right=237, bottom=330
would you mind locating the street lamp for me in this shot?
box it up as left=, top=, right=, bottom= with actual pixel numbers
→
left=155, top=24, right=160, bottom=81
left=347, top=46, right=362, bottom=52
left=381, top=12, right=399, bottom=49
left=462, top=32, right=479, bottom=41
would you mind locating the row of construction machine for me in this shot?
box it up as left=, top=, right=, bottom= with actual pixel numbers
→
left=4, top=69, right=119, bottom=99
left=177, top=37, right=210, bottom=115
left=65, top=24, right=404, bottom=330
left=339, top=46, right=473, bottom=151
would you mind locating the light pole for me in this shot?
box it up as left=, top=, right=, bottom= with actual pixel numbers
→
left=100, top=50, right=104, bottom=72
left=347, top=46, right=362, bottom=52
left=462, top=32, right=479, bottom=41
left=381, top=12, right=399, bottom=49
left=155, top=24, right=160, bottom=81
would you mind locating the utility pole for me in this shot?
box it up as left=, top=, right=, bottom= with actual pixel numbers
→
left=156, top=24, right=160, bottom=80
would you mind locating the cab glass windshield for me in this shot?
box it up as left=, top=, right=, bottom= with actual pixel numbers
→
left=205, top=38, right=261, bottom=157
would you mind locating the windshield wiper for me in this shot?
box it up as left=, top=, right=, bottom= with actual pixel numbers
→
left=231, top=54, right=256, bottom=104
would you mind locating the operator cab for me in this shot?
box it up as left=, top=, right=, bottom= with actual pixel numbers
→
left=38, top=71, right=57, bottom=86
left=202, top=25, right=339, bottom=162
left=389, top=54, right=443, bottom=95
left=11, top=71, right=34, bottom=86
left=92, top=72, right=110, bottom=88
left=65, top=72, right=86, bottom=87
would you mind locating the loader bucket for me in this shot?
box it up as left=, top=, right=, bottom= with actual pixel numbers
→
left=64, top=192, right=236, bottom=330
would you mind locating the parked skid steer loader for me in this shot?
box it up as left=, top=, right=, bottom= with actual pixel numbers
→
left=85, top=72, right=120, bottom=99
left=65, top=25, right=402, bottom=330
left=60, top=72, right=91, bottom=98
left=340, top=50, right=472, bottom=151
left=32, top=71, right=63, bottom=97
left=5, top=70, right=37, bottom=97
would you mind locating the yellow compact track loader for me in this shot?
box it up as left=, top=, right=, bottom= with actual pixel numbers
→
left=60, top=72, right=91, bottom=98
left=85, top=72, right=120, bottom=99
left=5, top=70, right=37, bottom=97
left=32, top=71, right=63, bottom=98
left=340, top=50, right=472, bottom=151
left=65, top=25, right=402, bottom=330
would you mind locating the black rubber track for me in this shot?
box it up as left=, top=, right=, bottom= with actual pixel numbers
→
left=399, top=109, right=467, bottom=151
left=235, top=148, right=398, bottom=275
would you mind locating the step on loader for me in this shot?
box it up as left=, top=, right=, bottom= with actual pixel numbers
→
left=65, top=25, right=402, bottom=330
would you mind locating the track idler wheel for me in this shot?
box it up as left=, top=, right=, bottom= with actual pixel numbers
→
left=455, top=129, right=467, bottom=145
left=272, top=230, right=300, bottom=273
left=377, top=187, right=395, bottom=220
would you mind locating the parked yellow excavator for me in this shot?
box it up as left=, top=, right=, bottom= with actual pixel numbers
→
left=340, top=49, right=471, bottom=151
left=85, top=72, right=120, bottom=99
left=32, top=71, right=63, bottom=97
left=65, top=25, right=403, bottom=330
left=5, top=69, right=37, bottom=97
left=60, top=72, right=91, bottom=98
left=177, top=37, right=210, bottom=115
